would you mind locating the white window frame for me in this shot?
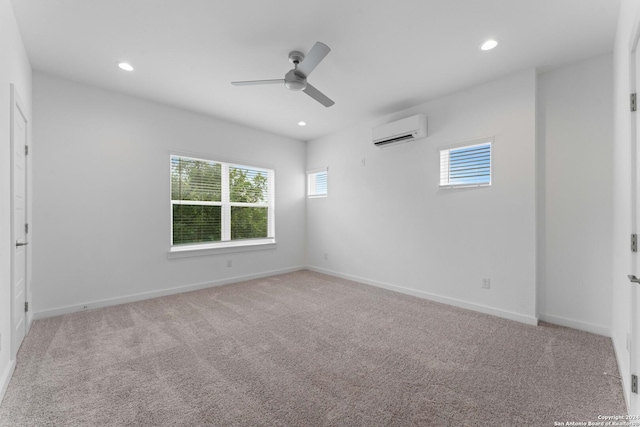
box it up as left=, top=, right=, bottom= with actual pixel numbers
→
left=169, top=152, right=276, bottom=258
left=307, top=167, right=328, bottom=198
left=439, top=139, right=492, bottom=189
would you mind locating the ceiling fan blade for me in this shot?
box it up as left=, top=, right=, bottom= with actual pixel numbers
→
left=303, top=83, right=334, bottom=107
left=231, top=79, right=284, bottom=86
left=297, top=42, right=330, bottom=77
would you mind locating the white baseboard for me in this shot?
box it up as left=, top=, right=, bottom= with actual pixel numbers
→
left=33, top=265, right=607, bottom=338
left=611, top=332, right=631, bottom=413
left=33, top=266, right=306, bottom=320
left=0, top=359, right=16, bottom=404
left=538, top=314, right=611, bottom=337
left=307, top=266, right=539, bottom=326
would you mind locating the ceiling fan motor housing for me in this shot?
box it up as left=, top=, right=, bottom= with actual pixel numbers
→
left=284, top=69, right=307, bottom=91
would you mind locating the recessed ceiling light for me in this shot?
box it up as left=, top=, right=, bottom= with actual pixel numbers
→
left=118, top=62, right=134, bottom=71
left=480, top=39, right=498, bottom=51
left=298, top=121, right=307, bottom=126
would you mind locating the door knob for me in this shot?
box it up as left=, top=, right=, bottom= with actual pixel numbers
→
left=628, top=275, right=640, bottom=283
left=15, top=241, right=28, bottom=247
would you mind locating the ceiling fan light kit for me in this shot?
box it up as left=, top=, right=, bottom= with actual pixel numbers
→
left=284, top=69, right=307, bottom=91
left=232, top=41, right=335, bottom=107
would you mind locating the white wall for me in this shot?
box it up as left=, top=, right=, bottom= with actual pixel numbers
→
left=32, top=72, right=306, bottom=316
left=0, top=0, right=32, bottom=401
left=306, top=69, right=538, bottom=324
left=612, top=0, right=640, bottom=410
left=537, top=54, right=613, bottom=335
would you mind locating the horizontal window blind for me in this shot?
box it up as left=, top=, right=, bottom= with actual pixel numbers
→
left=229, top=165, right=272, bottom=240
left=307, top=169, right=328, bottom=197
left=440, top=141, right=491, bottom=187
left=171, top=155, right=275, bottom=248
left=172, top=204, right=221, bottom=244
left=230, top=166, right=269, bottom=204
left=231, top=206, right=268, bottom=240
left=171, top=156, right=221, bottom=202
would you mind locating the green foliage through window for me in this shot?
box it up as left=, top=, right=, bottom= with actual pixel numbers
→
left=171, top=155, right=274, bottom=247
left=172, top=204, right=221, bottom=244
left=230, top=167, right=267, bottom=203
left=171, top=157, right=221, bottom=202
left=231, top=207, right=268, bottom=239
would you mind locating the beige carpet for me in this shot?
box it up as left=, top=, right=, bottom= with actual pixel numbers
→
left=0, top=270, right=626, bottom=426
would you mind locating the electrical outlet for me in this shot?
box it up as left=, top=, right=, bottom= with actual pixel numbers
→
left=226, top=259, right=232, bottom=268
left=83, top=305, right=88, bottom=310
left=361, top=158, right=366, bottom=166
left=482, top=278, right=491, bottom=289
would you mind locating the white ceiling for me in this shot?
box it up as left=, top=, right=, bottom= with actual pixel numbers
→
left=10, top=0, right=620, bottom=141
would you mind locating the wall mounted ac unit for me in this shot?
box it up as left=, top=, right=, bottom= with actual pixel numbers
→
left=372, top=114, right=427, bottom=147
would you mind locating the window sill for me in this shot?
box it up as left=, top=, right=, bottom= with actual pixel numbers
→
left=167, top=239, right=276, bottom=259
left=439, top=183, right=491, bottom=189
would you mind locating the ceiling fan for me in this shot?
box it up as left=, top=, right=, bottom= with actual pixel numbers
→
left=231, top=41, right=335, bottom=107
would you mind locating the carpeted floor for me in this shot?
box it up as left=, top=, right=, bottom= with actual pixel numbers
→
left=0, top=270, right=626, bottom=426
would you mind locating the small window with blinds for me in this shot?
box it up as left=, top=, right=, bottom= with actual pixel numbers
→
left=440, top=141, right=492, bottom=188
left=307, top=168, right=328, bottom=197
left=171, top=154, right=275, bottom=250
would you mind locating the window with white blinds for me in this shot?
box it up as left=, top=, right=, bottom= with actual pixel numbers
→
left=171, top=154, right=275, bottom=249
left=307, top=168, right=328, bottom=197
left=440, top=141, right=492, bottom=188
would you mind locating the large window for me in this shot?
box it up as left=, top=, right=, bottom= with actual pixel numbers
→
left=440, top=141, right=492, bottom=188
left=170, top=154, right=275, bottom=251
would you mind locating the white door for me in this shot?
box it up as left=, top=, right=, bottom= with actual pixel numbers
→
left=629, top=37, right=640, bottom=415
left=11, top=84, right=28, bottom=357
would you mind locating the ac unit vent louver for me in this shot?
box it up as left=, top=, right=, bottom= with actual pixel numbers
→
left=372, top=114, right=427, bottom=147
